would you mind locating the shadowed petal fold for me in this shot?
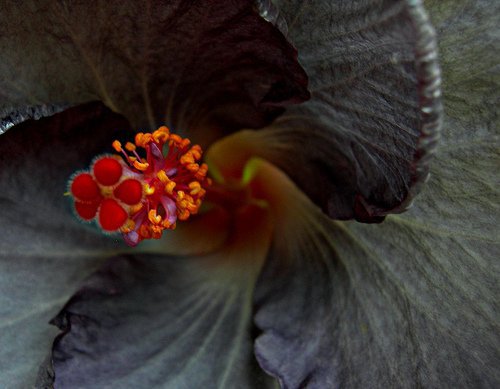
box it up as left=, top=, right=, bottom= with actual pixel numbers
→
left=255, top=0, right=442, bottom=221
left=253, top=1, right=500, bottom=387
left=0, top=0, right=308, bottom=142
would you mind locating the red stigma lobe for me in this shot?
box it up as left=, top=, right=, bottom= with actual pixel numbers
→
left=71, top=173, right=101, bottom=201
left=74, top=200, right=100, bottom=220
left=98, top=199, right=128, bottom=231
left=114, top=179, right=142, bottom=205
left=93, top=157, right=123, bottom=186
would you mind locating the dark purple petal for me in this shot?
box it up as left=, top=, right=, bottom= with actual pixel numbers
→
left=254, top=0, right=442, bottom=221
left=49, top=203, right=276, bottom=388
left=253, top=1, right=499, bottom=387
left=254, top=168, right=498, bottom=388
left=0, top=102, right=131, bottom=387
left=0, top=1, right=309, bottom=145
left=205, top=129, right=492, bottom=386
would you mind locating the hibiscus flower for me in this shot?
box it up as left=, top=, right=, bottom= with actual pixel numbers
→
left=1, top=1, right=498, bottom=388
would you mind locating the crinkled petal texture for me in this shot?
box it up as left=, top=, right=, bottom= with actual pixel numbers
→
left=253, top=0, right=500, bottom=387
left=0, top=0, right=308, bottom=140
left=254, top=0, right=441, bottom=221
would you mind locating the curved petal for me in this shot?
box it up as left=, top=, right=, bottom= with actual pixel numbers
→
left=254, top=147, right=498, bottom=387
left=0, top=1, right=308, bottom=142
left=253, top=1, right=500, bottom=386
left=254, top=0, right=442, bottom=221
left=49, top=204, right=277, bottom=388
left=0, top=103, right=128, bottom=387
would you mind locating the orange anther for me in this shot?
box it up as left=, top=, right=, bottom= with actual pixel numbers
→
left=178, top=209, right=190, bottom=221
left=135, top=133, right=153, bottom=148
left=133, top=160, right=149, bottom=171
left=190, top=145, right=202, bottom=160
left=186, top=163, right=199, bottom=172
left=189, top=181, right=202, bottom=195
left=129, top=203, right=144, bottom=215
left=153, top=129, right=169, bottom=143
left=112, top=140, right=122, bottom=152
left=120, top=219, right=136, bottom=233
left=168, top=134, right=182, bottom=146
left=179, top=138, right=191, bottom=149
left=180, top=153, right=195, bottom=165
left=177, top=191, right=185, bottom=200
left=144, top=183, right=155, bottom=195
left=157, top=125, right=170, bottom=134
left=165, top=181, right=176, bottom=195
left=195, top=164, right=208, bottom=180
left=135, top=132, right=144, bottom=145
left=187, top=203, right=199, bottom=213
left=157, top=170, right=169, bottom=184
left=148, top=209, right=162, bottom=225
left=125, top=142, right=136, bottom=151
